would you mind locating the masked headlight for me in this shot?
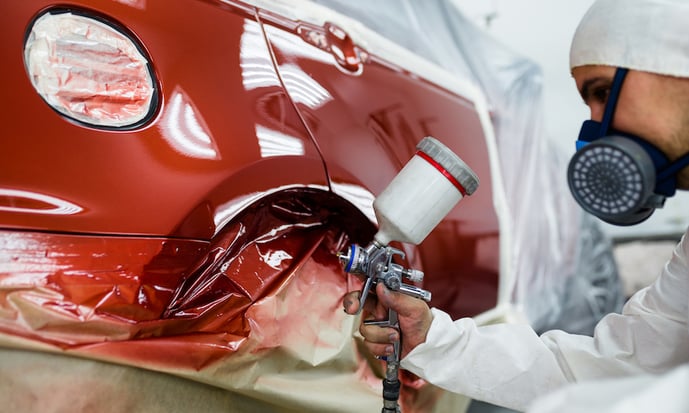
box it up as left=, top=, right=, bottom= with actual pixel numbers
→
left=23, top=8, right=159, bottom=129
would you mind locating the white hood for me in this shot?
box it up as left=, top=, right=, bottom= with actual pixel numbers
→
left=570, top=0, right=689, bottom=78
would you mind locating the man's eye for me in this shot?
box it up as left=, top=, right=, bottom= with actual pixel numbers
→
left=592, top=87, right=610, bottom=104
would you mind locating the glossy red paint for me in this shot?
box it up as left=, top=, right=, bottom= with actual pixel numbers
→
left=1, top=0, right=502, bottom=410
left=258, top=12, right=500, bottom=317
left=2, top=0, right=328, bottom=238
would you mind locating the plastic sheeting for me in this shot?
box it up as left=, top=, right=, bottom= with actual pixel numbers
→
left=0, top=189, right=469, bottom=412
left=309, top=0, right=624, bottom=333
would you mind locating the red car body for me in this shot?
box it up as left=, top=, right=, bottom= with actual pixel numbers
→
left=0, top=1, right=508, bottom=411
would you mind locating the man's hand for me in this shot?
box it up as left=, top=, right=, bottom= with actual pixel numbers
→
left=343, top=283, right=433, bottom=359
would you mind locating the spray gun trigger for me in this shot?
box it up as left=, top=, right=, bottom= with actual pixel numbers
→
left=356, top=275, right=375, bottom=315
left=364, top=319, right=393, bottom=327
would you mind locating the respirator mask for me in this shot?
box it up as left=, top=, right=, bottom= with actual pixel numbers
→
left=567, top=67, right=689, bottom=226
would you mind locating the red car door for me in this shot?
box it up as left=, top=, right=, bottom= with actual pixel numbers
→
left=258, top=7, right=501, bottom=318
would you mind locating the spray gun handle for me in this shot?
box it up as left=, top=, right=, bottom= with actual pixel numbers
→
left=371, top=308, right=402, bottom=413
left=339, top=242, right=431, bottom=413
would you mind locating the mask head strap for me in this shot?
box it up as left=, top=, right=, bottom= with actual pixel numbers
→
left=658, top=151, right=689, bottom=184
left=599, top=67, right=628, bottom=134
left=575, top=67, right=629, bottom=150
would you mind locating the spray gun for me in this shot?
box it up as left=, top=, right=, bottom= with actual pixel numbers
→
left=338, top=136, right=479, bottom=412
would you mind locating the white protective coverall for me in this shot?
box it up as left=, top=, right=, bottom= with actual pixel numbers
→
left=402, top=0, right=689, bottom=411
left=401, top=227, right=689, bottom=411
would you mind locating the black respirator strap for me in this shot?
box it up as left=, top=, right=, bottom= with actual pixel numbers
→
left=657, top=151, right=689, bottom=182
left=599, top=68, right=628, bottom=135
left=575, top=68, right=629, bottom=149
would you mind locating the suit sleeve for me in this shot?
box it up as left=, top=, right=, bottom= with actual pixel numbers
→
left=401, top=229, right=689, bottom=411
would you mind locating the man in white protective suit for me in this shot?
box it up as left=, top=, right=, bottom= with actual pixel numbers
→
left=343, top=0, right=689, bottom=411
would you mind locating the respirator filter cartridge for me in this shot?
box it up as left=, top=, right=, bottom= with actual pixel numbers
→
left=567, top=136, right=659, bottom=225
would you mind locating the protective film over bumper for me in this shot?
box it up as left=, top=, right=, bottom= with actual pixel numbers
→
left=0, top=192, right=460, bottom=412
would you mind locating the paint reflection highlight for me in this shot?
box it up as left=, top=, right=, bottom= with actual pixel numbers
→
left=112, top=0, right=146, bottom=9
left=0, top=188, right=83, bottom=215
left=256, top=125, right=305, bottom=158
left=240, top=21, right=332, bottom=109
left=329, top=182, right=376, bottom=223
left=279, top=63, right=332, bottom=109
left=160, top=88, right=220, bottom=160
left=240, top=21, right=281, bottom=90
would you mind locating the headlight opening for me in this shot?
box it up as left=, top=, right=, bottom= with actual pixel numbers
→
left=23, top=7, right=160, bottom=130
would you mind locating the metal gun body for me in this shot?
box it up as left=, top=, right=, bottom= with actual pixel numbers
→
left=338, top=242, right=431, bottom=413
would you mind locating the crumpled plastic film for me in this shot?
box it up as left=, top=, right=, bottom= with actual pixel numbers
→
left=24, top=11, right=155, bottom=127
left=310, top=0, right=624, bottom=333
left=0, top=190, right=466, bottom=412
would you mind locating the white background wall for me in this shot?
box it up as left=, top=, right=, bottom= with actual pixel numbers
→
left=453, top=0, right=689, bottom=240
